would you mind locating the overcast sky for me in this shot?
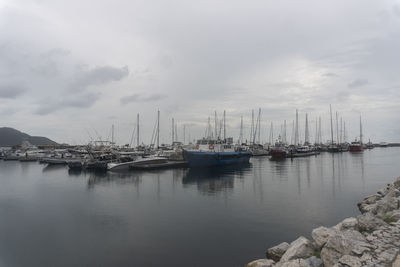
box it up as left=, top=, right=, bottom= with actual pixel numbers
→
left=1, top=0, right=399, bottom=145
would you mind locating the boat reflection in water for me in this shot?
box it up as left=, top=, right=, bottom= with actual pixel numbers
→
left=182, top=163, right=252, bottom=194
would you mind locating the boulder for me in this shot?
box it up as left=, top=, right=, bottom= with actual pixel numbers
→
left=338, top=255, right=362, bottom=267
left=393, top=177, right=400, bottom=189
left=267, top=242, right=290, bottom=262
left=362, top=194, right=379, bottom=204
left=390, top=210, right=400, bottom=221
left=393, top=255, right=400, bottom=267
left=279, top=237, right=315, bottom=263
left=340, top=217, right=358, bottom=231
left=320, top=230, right=364, bottom=267
left=376, top=247, right=399, bottom=264
left=311, top=227, right=336, bottom=248
left=246, top=259, right=275, bottom=267
left=357, top=213, right=386, bottom=232
left=305, top=256, right=323, bottom=267
left=279, top=259, right=311, bottom=267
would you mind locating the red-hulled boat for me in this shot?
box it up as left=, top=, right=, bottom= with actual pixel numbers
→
left=350, top=116, right=364, bottom=152
left=349, top=140, right=363, bottom=152
left=269, top=139, right=288, bottom=160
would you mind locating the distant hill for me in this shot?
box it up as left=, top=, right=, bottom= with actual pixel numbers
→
left=0, top=127, right=58, bottom=147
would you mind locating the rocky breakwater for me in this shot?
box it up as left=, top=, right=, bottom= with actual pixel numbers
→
left=246, top=177, right=400, bottom=267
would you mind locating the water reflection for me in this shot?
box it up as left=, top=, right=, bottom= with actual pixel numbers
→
left=85, top=171, right=142, bottom=189
left=42, top=164, right=67, bottom=172
left=182, top=163, right=251, bottom=194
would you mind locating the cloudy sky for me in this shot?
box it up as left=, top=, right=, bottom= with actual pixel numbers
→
left=0, top=0, right=399, bottom=145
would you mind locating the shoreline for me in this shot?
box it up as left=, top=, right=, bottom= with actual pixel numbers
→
left=246, top=177, right=400, bottom=267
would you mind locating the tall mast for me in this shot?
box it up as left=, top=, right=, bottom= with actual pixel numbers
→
left=223, top=110, right=226, bottom=140
left=172, top=118, right=175, bottom=144
left=258, top=108, right=261, bottom=144
left=239, top=116, right=243, bottom=144
left=330, top=105, right=334, bottom=144
left=336, top=111, right=339, bottom=144
left=111, top=124, right=114, bottom=146
left=343, top=121, right=346, bottom=143
left=157, top=110, right=160, bottom=149
left=360, top=115, right=363, bottom=144
left=251, top=109, right=254, bottom=144
left=137, top=113, right=140, bottom=147
left=253, top=110, right=259, bottom=145
left=283, top=120, right=287, bottom=144
left=291, top=120, right=295, bottom=145
left=315, top=117, right=318, bottom=145
left=305, top=113, right=309, bottom=145
left=318, top=116, right=322, bottom=144
left=175, top=121, right=178, bottom=142
left=214, top=111, right=217, bottom=139
left=207, top=116, right=211, bottom=138
left=340, top=117, right=343, bottom=144
left=295, top=109, right=299, bottom=145
left=183, top=124, right=186, bottom=145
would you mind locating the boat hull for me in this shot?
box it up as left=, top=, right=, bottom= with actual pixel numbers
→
left=183, top=150, right=251, bottom=167
left=269, top=150, right=287, bottom=159
left=349, top=145, right=363, bottom=152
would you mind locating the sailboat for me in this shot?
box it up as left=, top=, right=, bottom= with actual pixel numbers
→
left=349, top=116, right=364, bottom=152
left=327, top=105, right=339, bottom=152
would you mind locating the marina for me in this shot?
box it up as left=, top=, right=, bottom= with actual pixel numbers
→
left=0, top=147, right=399, bottom=266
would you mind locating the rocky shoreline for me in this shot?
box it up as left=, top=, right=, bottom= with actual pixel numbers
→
left=246, top=177, right=400, bottom=267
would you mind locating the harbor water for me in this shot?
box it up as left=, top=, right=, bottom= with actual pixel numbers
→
left=0, top=147, right=399, bottom=267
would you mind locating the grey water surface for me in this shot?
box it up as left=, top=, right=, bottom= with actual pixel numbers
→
left=1, top=147, right=399, bottom=267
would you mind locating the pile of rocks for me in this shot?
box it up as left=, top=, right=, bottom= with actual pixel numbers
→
left=246, top=177, right=400, bottom=267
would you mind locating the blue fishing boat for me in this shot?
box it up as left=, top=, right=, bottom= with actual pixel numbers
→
left=183, top=138, right=251, bottom=167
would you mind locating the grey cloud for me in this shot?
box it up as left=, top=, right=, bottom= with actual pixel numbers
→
left=0, top=85, right=26, bottom=98
left=35, top=93, right=100, bottom=115
left=323, top=73, right=339, bottom=77
left=393, top=5, right=400, bottom=17
left=121, top=93, right=166, bottom=105
left=70, top=66, right=129, bottom=91
left=348, top=79, right=368, bottom=88
left=336, top=91, right=351, bottom=102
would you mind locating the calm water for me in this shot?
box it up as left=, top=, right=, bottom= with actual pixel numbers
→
left=1, top=147, right=400, bottom=267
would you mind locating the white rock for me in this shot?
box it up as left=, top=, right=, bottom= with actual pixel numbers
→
left=311, top=227, right=336, bottom=249
left=247, top=259, right=275, bottom=267
left=279, top=237, right=314, bottom=263
left=320, top=231, right=362, bottom=267
left=340, top=217, right=358, bottom=230
left=279, top=259, right=311, bottom=267
left=305, top=256, right=323, bottom=267
left=357, top=213, right=386, bottom=232
left=338, top=255, right=362, bottom=267
left=267, top=242, right=290, bottom=262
